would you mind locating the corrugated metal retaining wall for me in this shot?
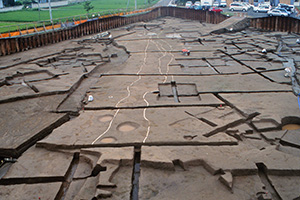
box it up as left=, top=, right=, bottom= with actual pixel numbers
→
left=250, top=16, right=300, bottom=33
left=1, top=7, right=300, bottom=56
left=0, top=7, right=229, bottom=56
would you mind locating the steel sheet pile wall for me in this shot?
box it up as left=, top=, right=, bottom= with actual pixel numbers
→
left=251, top=17, right=300, bottom=33
left=0, top=9, right=159, bottom=56
left=0, top=7, right=228, bottom=56
left=0, top=8, right=161, bottom=56
left=160, top=7, right=228, bottom=24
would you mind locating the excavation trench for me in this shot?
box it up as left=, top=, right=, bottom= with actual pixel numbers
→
left=217, top=49, right=276, bottom=83
left=55, top=152, right=79, bottom=200
left=130, top=146, right=141, bottom=200
left=171, top=81, right=180, bottom=103
left=256, top=163, right=282, bottom=200
left=202, top=58, right=220, bottom=74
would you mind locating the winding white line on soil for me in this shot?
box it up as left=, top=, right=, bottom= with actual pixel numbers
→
left=91, top=109, right=120, bottom=144
left=151, top=40, right=167, bottom=75
left=91, top=35, right=152, bottom=144
left=142, top=34, right=175, bottom=143
left=142, top=91, right=151, bottom=143
left=159, top=39, right=175, bottom=83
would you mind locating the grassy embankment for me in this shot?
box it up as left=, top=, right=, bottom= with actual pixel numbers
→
left=0, top=0, right=159, bottom=33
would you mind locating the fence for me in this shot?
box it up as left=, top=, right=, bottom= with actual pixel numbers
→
left=1, top=7, right=300, bottom=56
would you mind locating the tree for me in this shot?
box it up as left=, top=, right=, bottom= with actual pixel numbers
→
left=83, top=1, right=94, bottom=14
left=3, top=0, right=15, bottom=7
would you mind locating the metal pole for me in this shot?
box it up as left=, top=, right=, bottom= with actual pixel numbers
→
left=38, top=0, right=41, bottom=21
left=135, top=0, right=137, bottom=10
left=48, top=0, right=53, bottom=23
left=126, top=0, right=130, bottom=11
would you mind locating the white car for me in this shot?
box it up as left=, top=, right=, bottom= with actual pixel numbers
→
left=254, top=5, right=271, bottom=12
left=220, top=0, right=227, bottom=7
left=213, top=1, right=219, bottom=7
left=194, top=1, right=201, bottom=6
left=185, top=1, right=193, bottom=8
left=202, top=2, right=211, bottom=10
left=267, top=9, right=289, bottom=16
left=229, top=2, right=249, bottom=11
left=275, top=7, right=292, bottom=15
left=242, top=2, right=252, bottom=9
left=168, top=1, right=177, bottom=7
left=168, top=3, right=177, bottom=7
left=276, top=3, right=295, bottom=13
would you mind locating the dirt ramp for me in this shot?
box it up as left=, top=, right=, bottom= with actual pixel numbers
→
left=210, top=17, right=250, bottom=34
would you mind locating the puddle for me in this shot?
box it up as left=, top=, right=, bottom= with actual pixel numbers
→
left=99, top=115, right=113, bottom=122
left=282, top=124, right=300, bottom=130
left=117, top=122, right=139, bottom=132
left=100, top=137, right=117, bottom=143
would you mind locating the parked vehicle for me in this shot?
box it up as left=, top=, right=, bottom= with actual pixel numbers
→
left=260, top=1, right=270, bottom=5
left=209, top=7, right=223, bottom=12
left=242, top=2, right=253, bottom=9
left=194, top=1, right=201, bottom=6
left=202, top=2, right=211, bottom=10
left=253, top=4, right=271, bottom=12
left=258, top=3, right=270, bottom=6
left=229, top=2, right=249, bottom=11
left=276, top=3, right=295, bottom=13
left=267, top=9, right=289, bottom=16
left=213, top=1, right=220, bottom=7
left=275, top=7, right=291, bottom=15
left=220, top=0, right=227, bottom=7
left=185, top=1, right=193, bottom=8
left=194, top=5, right=202, bottom=10
left=168, top=1, right=177, bottom=7
left=189, top=4, right=197, bottom=9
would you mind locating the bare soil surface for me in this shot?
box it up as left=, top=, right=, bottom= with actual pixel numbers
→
left=0, top=16, right=300, bottom=200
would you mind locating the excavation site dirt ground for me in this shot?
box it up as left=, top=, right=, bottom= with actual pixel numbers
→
left=0, top=16, right=300, bottom=200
